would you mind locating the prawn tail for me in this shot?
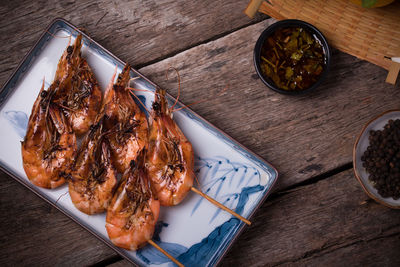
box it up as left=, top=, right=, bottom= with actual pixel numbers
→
left=54, top=34, right=83, bottom=82
left=71, top=34, right=83, bottom=59
left=104, top=66, right=118, bottom=99
left=116, top=64, right=131, bottom=88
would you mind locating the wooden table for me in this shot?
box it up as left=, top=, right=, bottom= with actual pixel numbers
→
left=1, top=1, right=399, bottom=266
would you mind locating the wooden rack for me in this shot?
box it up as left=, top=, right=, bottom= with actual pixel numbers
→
left=245, top=0, right=400, bottom=83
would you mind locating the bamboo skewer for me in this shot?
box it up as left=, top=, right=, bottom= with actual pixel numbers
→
left=191, top=187, right=252, bottom=225
left=148, top=239, right=184, bottom=267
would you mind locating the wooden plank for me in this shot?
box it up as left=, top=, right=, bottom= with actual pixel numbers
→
left=138, top=18, right=399, bottom=191
left=289, top=234, right=400, bottom=266
left=107, top=259, right=131, bottom=267
left=220, top=169, right=400, bottom=266
left=0, top=1, right=398, bottom=265
left=111, top=233, right=400, bottom=267
left=108, top=169, right=400, bottom=266
left=0, top=1, right=268, bottom=265
left=0, top=170, right=116, bottom=266
left=0, top=0, right=266, bottom=85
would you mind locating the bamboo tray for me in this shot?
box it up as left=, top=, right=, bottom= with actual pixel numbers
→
left=245, top=0, right=400, bottom=72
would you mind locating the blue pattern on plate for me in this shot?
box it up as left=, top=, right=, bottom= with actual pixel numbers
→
left=192, top=157, right=261, bottom=218
left=3, top=106, right=273, bottom=266
left=178, top=185, right=264, bottom=266
left=136, top=95, right=148, bottom=116
left=137, top=184, right=263, bottom=266
left=3, top=111, right=28, bottom=139
left=137, top=222, right=188, bottom=264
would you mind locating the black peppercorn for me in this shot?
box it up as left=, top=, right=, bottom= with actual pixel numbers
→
left=361, top=119, right=400, bottom=200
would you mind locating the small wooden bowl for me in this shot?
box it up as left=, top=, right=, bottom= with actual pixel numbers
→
left=353, top=110, right=400, bottom=209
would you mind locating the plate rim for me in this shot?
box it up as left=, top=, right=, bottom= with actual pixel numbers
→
left=0, top=17, right=280, bottom=265
left=353, top=109, right=400, bottom=209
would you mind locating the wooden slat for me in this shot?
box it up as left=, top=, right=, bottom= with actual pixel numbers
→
left=290, top=235, right=400, bottom=266
left=0, top=1, right=399, bottom=265
left=139, top=18, right=399, bottom=191
left=110, top=169, right=400, bottom=266
left=0, top=0, right=266, bottom=85
left=0, top=170, right=116, bottom=266
left=0, top=1, right=264, bottom=264
left=220, top=169, right=400, bottom=266
left=107, top=260, right=129, bottom=267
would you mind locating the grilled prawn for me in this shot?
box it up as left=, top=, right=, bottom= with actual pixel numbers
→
left=146, top=88, right=194, bottom=206
left=103, top=64, right=148, bottom=173
left=106, top=153, right=160, bottom=250
left=53, top=34, right=102, bottom=136
left=68, top=116, right=117, bottom=214
left=21, top=80, right=77, bottom=189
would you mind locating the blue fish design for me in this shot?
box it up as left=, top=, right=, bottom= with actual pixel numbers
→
left=137, top=221, right=188, bottom=265
left=191, top=156, right=261, bottom=220
left=177, top=218, right=240, bottom=266
left=3, top=110, right=28, bottom=139
left=177, top=185, right=264, bottom=266
left=137, top=241, right=188, bottom=265
left=137, top=184, right=263, bottom=266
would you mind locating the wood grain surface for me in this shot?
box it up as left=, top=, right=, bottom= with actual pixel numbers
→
left=0, top=0, right=267, bottom=84
left=0, top=1, right=266, bottom=265
left=0, top=0, right=399, bottom=266
left=139, top=19, right=400, bottom=191
left=220, top=169, right=400, bottom=266
left=0, top=170, right=116, bottom=266
left=115, top=169, right=400, bottom=266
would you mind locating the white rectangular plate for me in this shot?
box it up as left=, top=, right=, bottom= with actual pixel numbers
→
left=0, top=19, right=278, bottom=266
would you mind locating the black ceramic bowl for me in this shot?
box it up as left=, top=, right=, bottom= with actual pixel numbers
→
left=254, top=19, right=331, bottom=95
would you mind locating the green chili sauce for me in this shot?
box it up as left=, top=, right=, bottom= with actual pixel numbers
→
left=260, top=27, right=325, bottom=91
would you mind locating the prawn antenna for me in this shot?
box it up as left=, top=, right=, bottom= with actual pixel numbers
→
left=55, top=191, right=69, bottom=205
left=126, top=77, right=154, bottom=114
left=127, top=88, right=152, bottom=114
left=54, top=101, right=76, bottom=112
left=165, top=66, right=181, bottom=110
left=172, top=84, right=228, bottom=112
left=126, top=87, right=163, bottom=97
left=46, top=30, right=72, bottom=45
left=127, top=77, right=140, bottom=85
